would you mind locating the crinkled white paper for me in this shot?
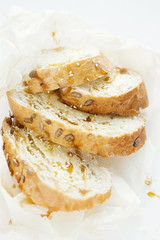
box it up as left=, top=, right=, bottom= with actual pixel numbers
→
left=0, top=6, right=160, bottom=240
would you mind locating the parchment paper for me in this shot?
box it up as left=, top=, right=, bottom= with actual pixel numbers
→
left=0, top=6, right=160, bottom=240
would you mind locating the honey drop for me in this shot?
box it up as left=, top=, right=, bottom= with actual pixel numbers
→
left=65, top=161, right=73, bottom=174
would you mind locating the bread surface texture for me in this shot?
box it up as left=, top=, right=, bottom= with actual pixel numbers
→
left=7, top=89, right=146, bottom=158
left=60, top=68, right=148, bottom=116
left=23, top=48, right=114, bottom=93
left=2, top=117, right=112, bottom=211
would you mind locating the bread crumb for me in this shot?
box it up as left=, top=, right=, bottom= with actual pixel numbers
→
left=145, top=177, right=152, bottom=186
left=8, top=219, right=12, bottom=225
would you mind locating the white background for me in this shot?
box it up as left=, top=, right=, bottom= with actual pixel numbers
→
left=0, top=0, right=160, bottom=50
left=0, top=0, right=160, bottom=239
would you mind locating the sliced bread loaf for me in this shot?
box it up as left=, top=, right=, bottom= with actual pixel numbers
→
left=2, top=117, right=112, bottom=211
left=7, top=88, right=146, bottom=158
left=59, top=68, right=148, bottom=116
left=23, top=48, right=114, bottom=93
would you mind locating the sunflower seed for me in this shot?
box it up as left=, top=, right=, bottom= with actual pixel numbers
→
left=45, top=120, right=51, bottom=125
left=71, top=92, right=82, bottom=98
left=24, top=118, right=33, bottom=123
left=65, top=134, right=74, bottom=141
left=27, top=168, right=33, bottom=176
left=133, top=137, right=141, bottom=147
left=12, top=159, right=19, bottom=167
left=40, top=121, right=44, bottom=131
left=31, top=113, right=36, bottom=119
left=55, top=128, right=63, bottom=137
left=84, top=99, right=93, bottom=106
left=29, top=70, right=37, bottom=78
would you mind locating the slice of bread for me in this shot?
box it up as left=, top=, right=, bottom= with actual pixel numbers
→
left=23, top=48, right=114, bottom=93
left=2, top=117, right=112, bottom=211
left=7, top=88, right=146, bottom=158
left=59, top=68, right=148, bottom=116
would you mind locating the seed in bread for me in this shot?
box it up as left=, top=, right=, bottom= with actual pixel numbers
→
left=2, top=117, right=112, bottom=211
left=23, top=47, right=114, bottom=93
left=59, top=67, right=148, bottom=116
left=7, top=88, right=147, bottom=158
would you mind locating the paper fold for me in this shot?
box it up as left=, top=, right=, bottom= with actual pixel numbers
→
left=0, top=6, right=160, bottom=240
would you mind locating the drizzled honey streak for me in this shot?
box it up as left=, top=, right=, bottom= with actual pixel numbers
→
left=23, top=47, right=114, bottom=93
left=148, top=192, right=160, bottom=198
left=2, top=117, right=112, bottom=211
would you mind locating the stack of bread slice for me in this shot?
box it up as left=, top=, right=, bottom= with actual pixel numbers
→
left=2, top=47, right=148, bottom=211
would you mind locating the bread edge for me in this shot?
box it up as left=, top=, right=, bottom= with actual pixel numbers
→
left=2, top=118, right=111, bottom=212
left=7, top=91, right=147, bottom=158
left=24, top=54, right=114, bottom=93
left=59, top=76, right=149, bottom=116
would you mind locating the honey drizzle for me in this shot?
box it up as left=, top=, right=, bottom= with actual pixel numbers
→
left=68, top=152, right=73, bottom=157
left=147, top=192, right=160, bottom=198
left=103, top=71, right=118, bottom=85
left=8, top=219, right=12, bottom=225
left=20, top=197, right=35, bottom=207
left=65, top=161, right=73, bottom=174
left=81, top=164, right=85, bottom=173
left=18, top=133, right=26, bottom=142
left=81, top=165, right=86, bottom=181
left=41, top=210, right=52, bottom=219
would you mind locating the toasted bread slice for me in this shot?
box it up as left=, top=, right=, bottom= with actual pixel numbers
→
left=23, top=48, right=114, bottom=93
left=7, top=89, right=146, bottom=158
left=2, top=117, right=112, bottom=211
left=59, top=68, right=148, bottom=116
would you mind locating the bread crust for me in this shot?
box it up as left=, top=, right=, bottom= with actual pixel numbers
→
left=2, top=118, right=111, bottom=212
left=59, top=77, right=149, bottom=116
left=24, top=54, right=114, bottom=93
left=7, top=92, right=147, bottom=158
